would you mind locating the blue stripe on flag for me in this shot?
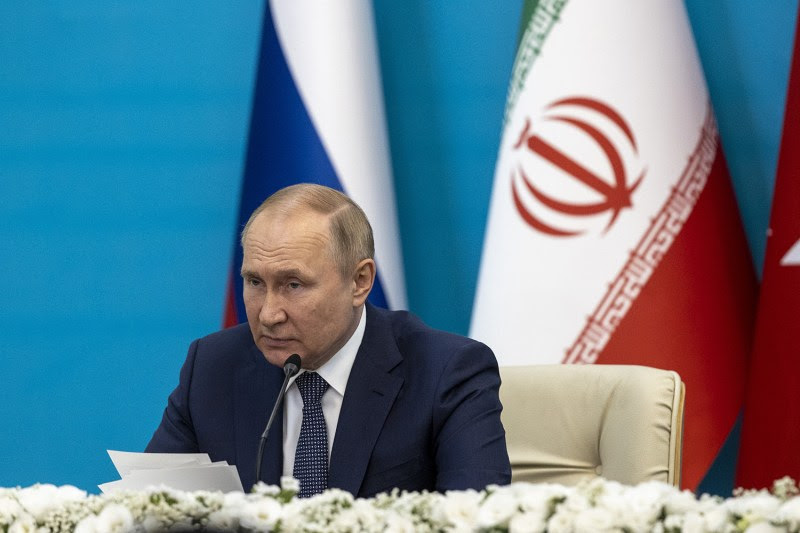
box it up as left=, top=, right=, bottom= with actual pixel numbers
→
left=230, top=4, right=388, bottom=324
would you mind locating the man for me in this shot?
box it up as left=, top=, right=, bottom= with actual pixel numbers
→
left=147, top=184, right=511, bottom=496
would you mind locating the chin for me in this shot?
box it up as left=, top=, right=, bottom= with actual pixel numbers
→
left=259, top=347, right=291, bottom=367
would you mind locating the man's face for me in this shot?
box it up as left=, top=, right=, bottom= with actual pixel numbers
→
left=241, top=207, right=366, bottom=370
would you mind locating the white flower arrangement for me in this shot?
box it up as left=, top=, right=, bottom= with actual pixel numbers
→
left=3, top=476, right=800, bottom=532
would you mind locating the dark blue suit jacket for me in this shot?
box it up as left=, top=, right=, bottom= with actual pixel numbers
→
left=146, top=304, right=511, bottom=496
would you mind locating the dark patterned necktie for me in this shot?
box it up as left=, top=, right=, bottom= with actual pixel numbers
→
left=292, top=372, right=330, bottom=498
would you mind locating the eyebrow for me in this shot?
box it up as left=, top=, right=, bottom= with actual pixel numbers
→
left=240, top=268, right=305, bottom=279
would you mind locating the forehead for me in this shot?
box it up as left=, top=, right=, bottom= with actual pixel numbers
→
left=242, top=208, right=333, bottom=266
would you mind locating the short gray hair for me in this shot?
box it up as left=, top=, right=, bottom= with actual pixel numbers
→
left=240, top=183, right=375, bottom=278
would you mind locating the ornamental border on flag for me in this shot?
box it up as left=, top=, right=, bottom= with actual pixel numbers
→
left=564, top=104, right=717, bottom=364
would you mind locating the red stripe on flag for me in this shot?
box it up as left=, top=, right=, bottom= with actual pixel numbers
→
left=223, top=269, right=239, bottom=328
left=595, top=150, right=757, bottom=490
left=736, top=11, right=800, bottom=490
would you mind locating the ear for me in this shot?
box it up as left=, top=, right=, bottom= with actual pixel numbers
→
left=351, top=258, right=376, bottom=306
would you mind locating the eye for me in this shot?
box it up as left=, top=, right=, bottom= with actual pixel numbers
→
left=244, top=276, right=262, bottom=287
left=287, top=281, right=301, bottom=290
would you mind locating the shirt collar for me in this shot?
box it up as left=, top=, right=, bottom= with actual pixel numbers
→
left=289, top=305, right=366, bottom=396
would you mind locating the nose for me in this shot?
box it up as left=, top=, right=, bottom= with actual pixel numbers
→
left=258, top=292, right=287, bottom=327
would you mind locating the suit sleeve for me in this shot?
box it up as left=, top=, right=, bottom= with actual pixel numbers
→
left=432, top=341, right=512, bottom=491
left=145, top=340, right=200, bottom=453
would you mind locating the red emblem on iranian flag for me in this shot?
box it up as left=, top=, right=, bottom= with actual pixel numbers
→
left=511, top=97, right=644, bottom=236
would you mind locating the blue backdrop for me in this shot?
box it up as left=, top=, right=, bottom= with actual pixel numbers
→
left=1, top=1, right=797, bottom=492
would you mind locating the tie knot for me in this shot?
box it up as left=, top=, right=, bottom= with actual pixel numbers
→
left=295, top=372, right=329, bottom=405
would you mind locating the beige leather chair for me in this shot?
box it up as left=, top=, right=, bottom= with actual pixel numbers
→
left=499, top=364, right=685, bottom=487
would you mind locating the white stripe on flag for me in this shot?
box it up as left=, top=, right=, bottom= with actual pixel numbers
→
left=272, top=0, right=406, bottom=309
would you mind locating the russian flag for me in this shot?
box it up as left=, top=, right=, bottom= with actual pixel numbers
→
left=224, top=0, right=406, bottom=327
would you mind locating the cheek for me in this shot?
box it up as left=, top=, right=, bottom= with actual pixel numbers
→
left=242, top=286, right=257, bottom=306
left=300, top=296, right=343, bottom=336
left=242, top=291, right=259, bottom=317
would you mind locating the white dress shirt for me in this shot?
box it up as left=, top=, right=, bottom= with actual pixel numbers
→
left=281, top=306, right=367, bottom=476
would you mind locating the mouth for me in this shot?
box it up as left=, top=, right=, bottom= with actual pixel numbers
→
left=261, top=335, right=293, bottom=348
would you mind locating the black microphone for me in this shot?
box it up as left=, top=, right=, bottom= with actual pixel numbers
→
left=255, top=353, right=302, bottom=485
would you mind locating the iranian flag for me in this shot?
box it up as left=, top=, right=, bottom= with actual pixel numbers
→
left=471, top=0, right=757, bottom=489
left=736, top=12, right=800, bottom=490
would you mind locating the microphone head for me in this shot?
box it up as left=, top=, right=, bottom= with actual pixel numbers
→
left=283, top=354, right=302, bottom=377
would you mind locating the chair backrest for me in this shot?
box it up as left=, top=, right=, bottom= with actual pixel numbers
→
left=499, top=364, right=685, bottom=487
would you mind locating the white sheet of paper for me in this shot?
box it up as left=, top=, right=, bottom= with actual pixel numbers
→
left=99, top=464, right=243, bottom=493
left=107, top=450, right=212, bottom=477
left=125, top=460, right=229, bottom=475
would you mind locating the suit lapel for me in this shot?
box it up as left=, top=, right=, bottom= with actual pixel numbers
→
left=234, top=344, right=285, bottom=491
left=328, top=306, right=403, bottom=495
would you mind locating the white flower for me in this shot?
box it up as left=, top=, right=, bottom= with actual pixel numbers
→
left=238, top=497, right=283, bottom=531
left=383, top=510, right=417, bottom=533
left=0, top=495, right=24, bottom=522
left=725, top=492, right=781, bottom=529
left=74, top=515, right=100, bottom=533
left=664, top=487, right=702, bottom=515
left=773, top=496, right=800, bottom=530
left=329, top=509, right=362, bottom=531
left=205, top=491, right=247, bottom=530
left=573, top=506, right=616, bottom=533
left=546, top=507, right=576, bottom=533
left=222, top=490, right=248, bottom=508
left=328, top=502, right=384, bottom=533
left=8, top=514, right=38, bottom=533
left=771, top=477, right=799, bottom=500
left=280, top=476, right=300, bottom=493
left=16, top=484, right=86, bottom=520
left=515, top=482, right=569, bottom=513
left=662, top=513, right=686, bottom=532
left=508, top=510, right=548, bottom=533
left=251, top=481, right=281, bottom=497
left=276, top=497, right=312, bottom=531
left=556, top=488, right=592, bottom=516
left=355, top=499, right=386, bottom=531
left=597, top=481, right=669, bottom=531
left=630, top=480, right=678, bottom=502
left=436, top=489, right=481, bottom=529
left=305, top=487, right=354, bottom=507
left=477, top=490, right=518, bottom=529
left=141, top=515, right=164, bottom=533
left=95, top=504, right=134, bottom=533
left=207, top=507, right=240, bottom=531
left=744, top=522, right=786, bottom=533
left=701, top=506, right=733, bottom=532
left=679, top=511, right=713, bottom=533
